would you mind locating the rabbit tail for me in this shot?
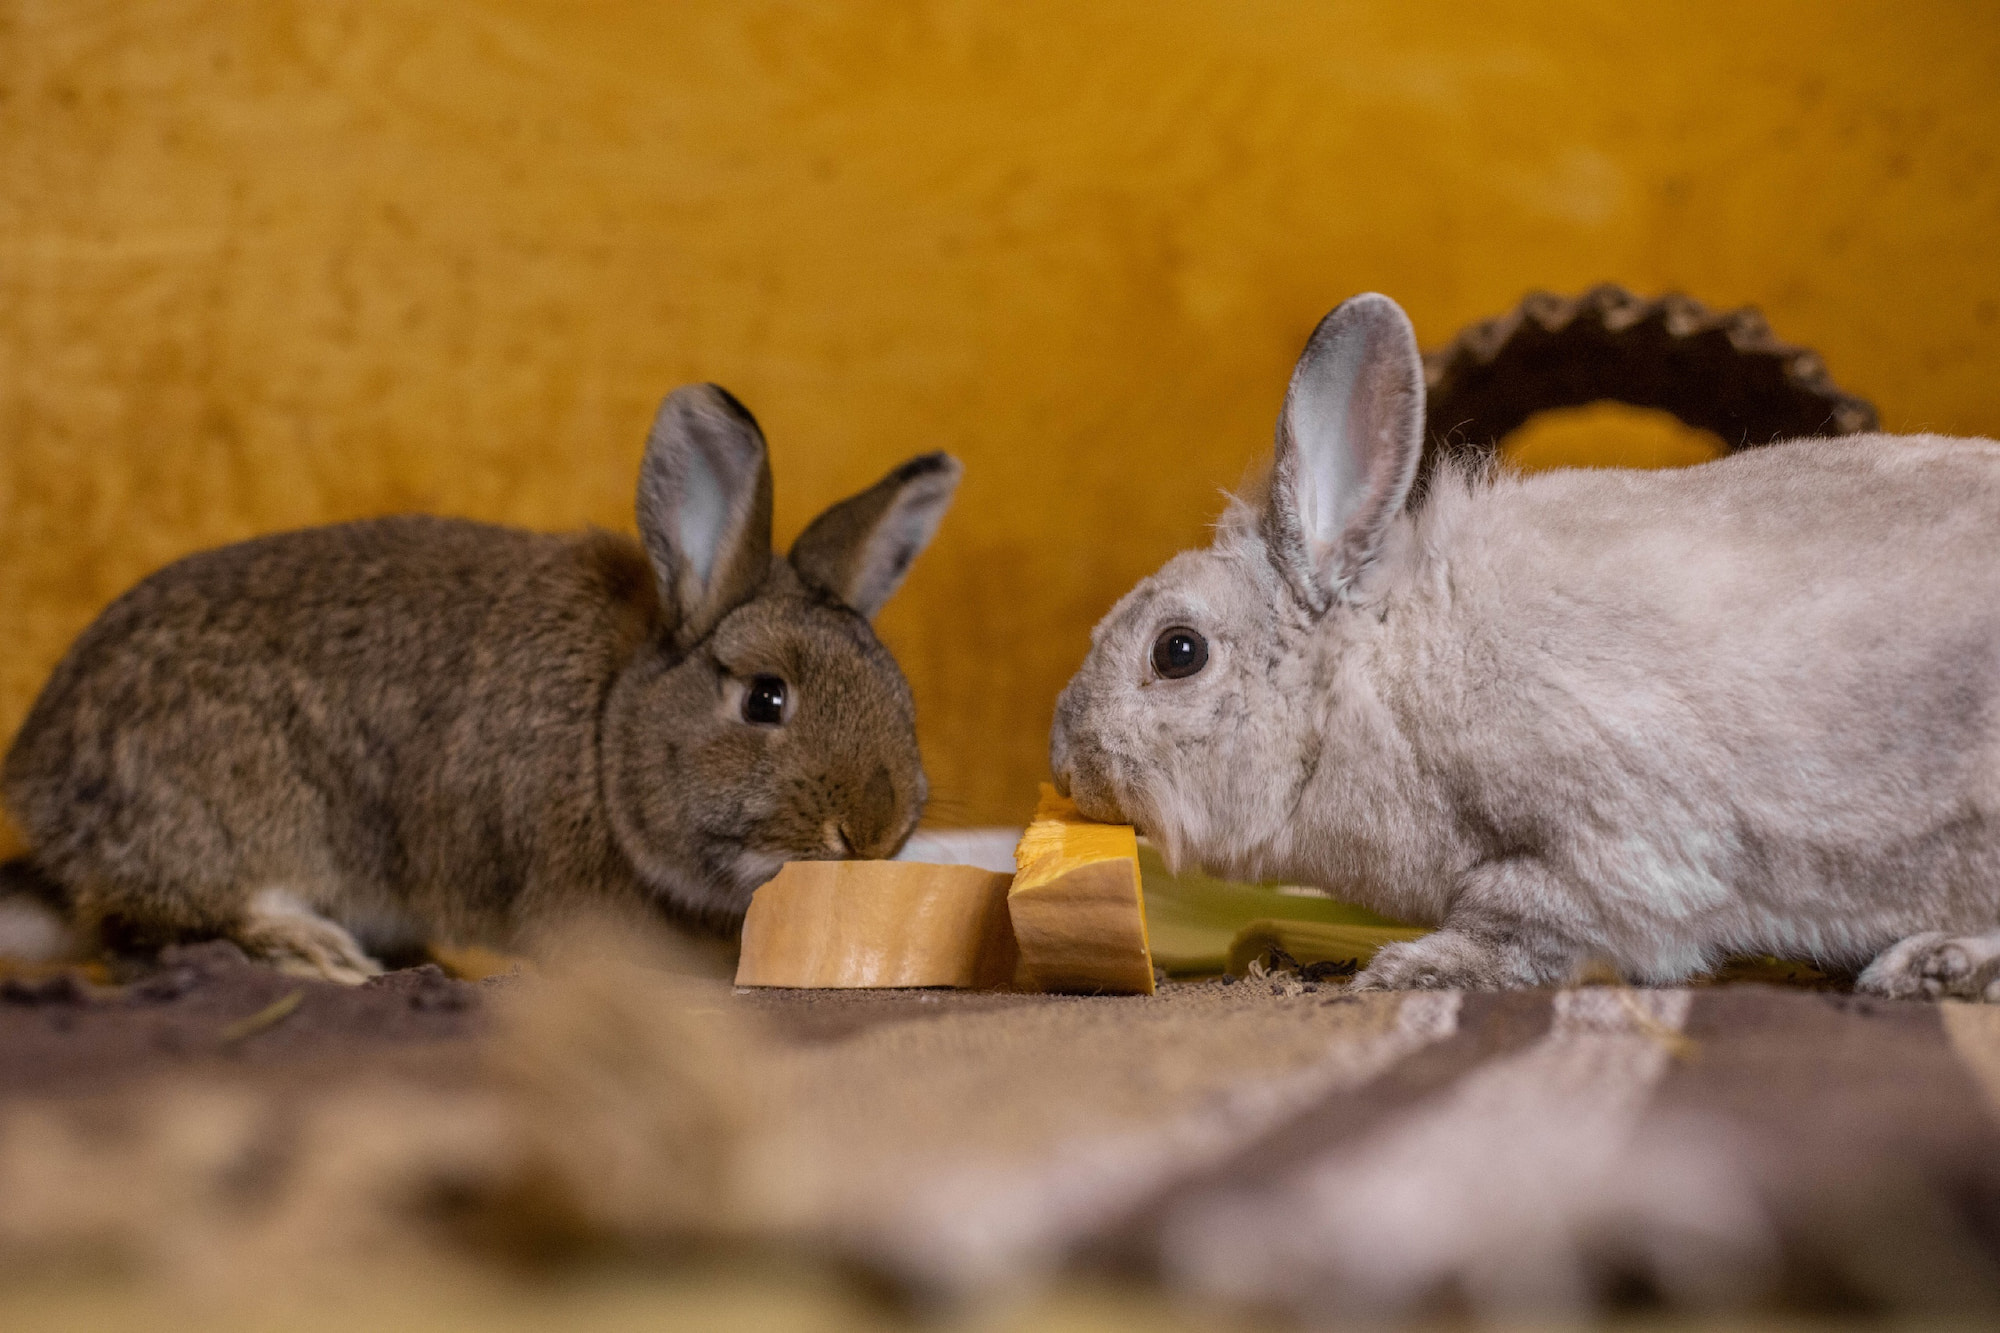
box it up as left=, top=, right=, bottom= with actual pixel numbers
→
left=0, top=855, right=82, bottom=964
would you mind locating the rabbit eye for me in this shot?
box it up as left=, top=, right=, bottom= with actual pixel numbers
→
left=742, top=675, right=788, bottom=726
left=1151, top=627, right=1208, bottom=680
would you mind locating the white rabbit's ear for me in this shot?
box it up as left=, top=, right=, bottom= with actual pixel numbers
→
left=638, top=384, right=775, bottom=650
left=790, top=453, right=962, bottom=619
left=1264, top=293, right=1425, bottom=613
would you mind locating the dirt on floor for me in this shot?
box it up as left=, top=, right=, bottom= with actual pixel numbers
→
left=1, top=943, right=493, bottom=1102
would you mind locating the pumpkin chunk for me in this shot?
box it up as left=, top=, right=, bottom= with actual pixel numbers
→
left=1009, top=785, right=1155, bottom=994
left=735, top=861, right=1017, bottom=989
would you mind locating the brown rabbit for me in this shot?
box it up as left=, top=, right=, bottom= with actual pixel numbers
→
left=1, top=385, right=960, bottom=982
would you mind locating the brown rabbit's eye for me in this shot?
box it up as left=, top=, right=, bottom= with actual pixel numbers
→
left=743, top=675, right=788, bottom=726
left=1151, top=627, right=1208, bottom=680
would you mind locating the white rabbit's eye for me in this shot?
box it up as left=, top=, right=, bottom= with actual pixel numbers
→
left=743, top=675, right=788, bottom=725
left=1151, top=627, right=1208, bottom=680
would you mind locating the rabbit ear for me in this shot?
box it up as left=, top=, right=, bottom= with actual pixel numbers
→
left=638, top=385, right=775, bottom=650
left=789, top=453, right=963, bottom=619
left=1264, top=293, right=1425, bottom=613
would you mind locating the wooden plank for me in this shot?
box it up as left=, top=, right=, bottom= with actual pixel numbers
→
left=735, top=861, right=1017, bottom=989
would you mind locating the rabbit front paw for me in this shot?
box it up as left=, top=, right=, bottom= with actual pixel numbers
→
left=1353, top=929, right=1548, bottom=992
left=235, top=888, right=383, bottom=986
left=1857, top=930, right=2000, bottom=1002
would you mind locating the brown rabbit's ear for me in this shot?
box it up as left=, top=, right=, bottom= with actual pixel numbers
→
left=1265, top=293, right=1425, bottom=614
left=638, top=385, right=775, bottom=650
left=789, top=453, right=962, bottom=619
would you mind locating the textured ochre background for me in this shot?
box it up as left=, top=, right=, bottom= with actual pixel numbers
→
left=3, top=2, right=1997, bottom=834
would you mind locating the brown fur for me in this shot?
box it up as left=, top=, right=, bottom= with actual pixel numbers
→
left=2, top=386, right=961, bottom=979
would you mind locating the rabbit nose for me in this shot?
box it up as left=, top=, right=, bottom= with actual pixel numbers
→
left=827, top=766, right=903, bottom=859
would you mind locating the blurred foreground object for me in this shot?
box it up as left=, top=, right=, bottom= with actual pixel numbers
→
left=10, top=926, right=2000, bottom=1322
left=0, top=920, right=773, bottom=1290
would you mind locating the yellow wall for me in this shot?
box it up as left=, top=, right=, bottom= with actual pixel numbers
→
left=3, top=1, right=1997, bottom=832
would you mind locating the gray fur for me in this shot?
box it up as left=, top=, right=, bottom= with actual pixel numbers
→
left=1265, top=293, right=1426, bottom=613
left=3, top=385, right=958, bottom=981
left=1051, top=293, right=2000, bottom=995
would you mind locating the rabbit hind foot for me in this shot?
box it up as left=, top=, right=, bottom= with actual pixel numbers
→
left=1857, top=929, right=2000, bottom=1002
left=236, top=887, right=383, bottom=986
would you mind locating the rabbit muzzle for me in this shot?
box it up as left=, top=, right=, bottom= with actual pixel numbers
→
left=1048, top=687, right=1132, bottom=826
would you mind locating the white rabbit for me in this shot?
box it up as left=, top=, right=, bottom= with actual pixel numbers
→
left=1050, top=293, right=2000, bottom=998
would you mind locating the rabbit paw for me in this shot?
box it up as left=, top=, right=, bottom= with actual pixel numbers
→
left=235, top=888, right=382, bottom=986
left=1353, top=929, right=1546, bottom=992
left=1857, top=930, right=2000, bottom=1002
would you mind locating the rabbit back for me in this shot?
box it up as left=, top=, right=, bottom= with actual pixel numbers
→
left=1327, top=432, right=2000, bottom=973
left=3, top=515, right=660, bottom=948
